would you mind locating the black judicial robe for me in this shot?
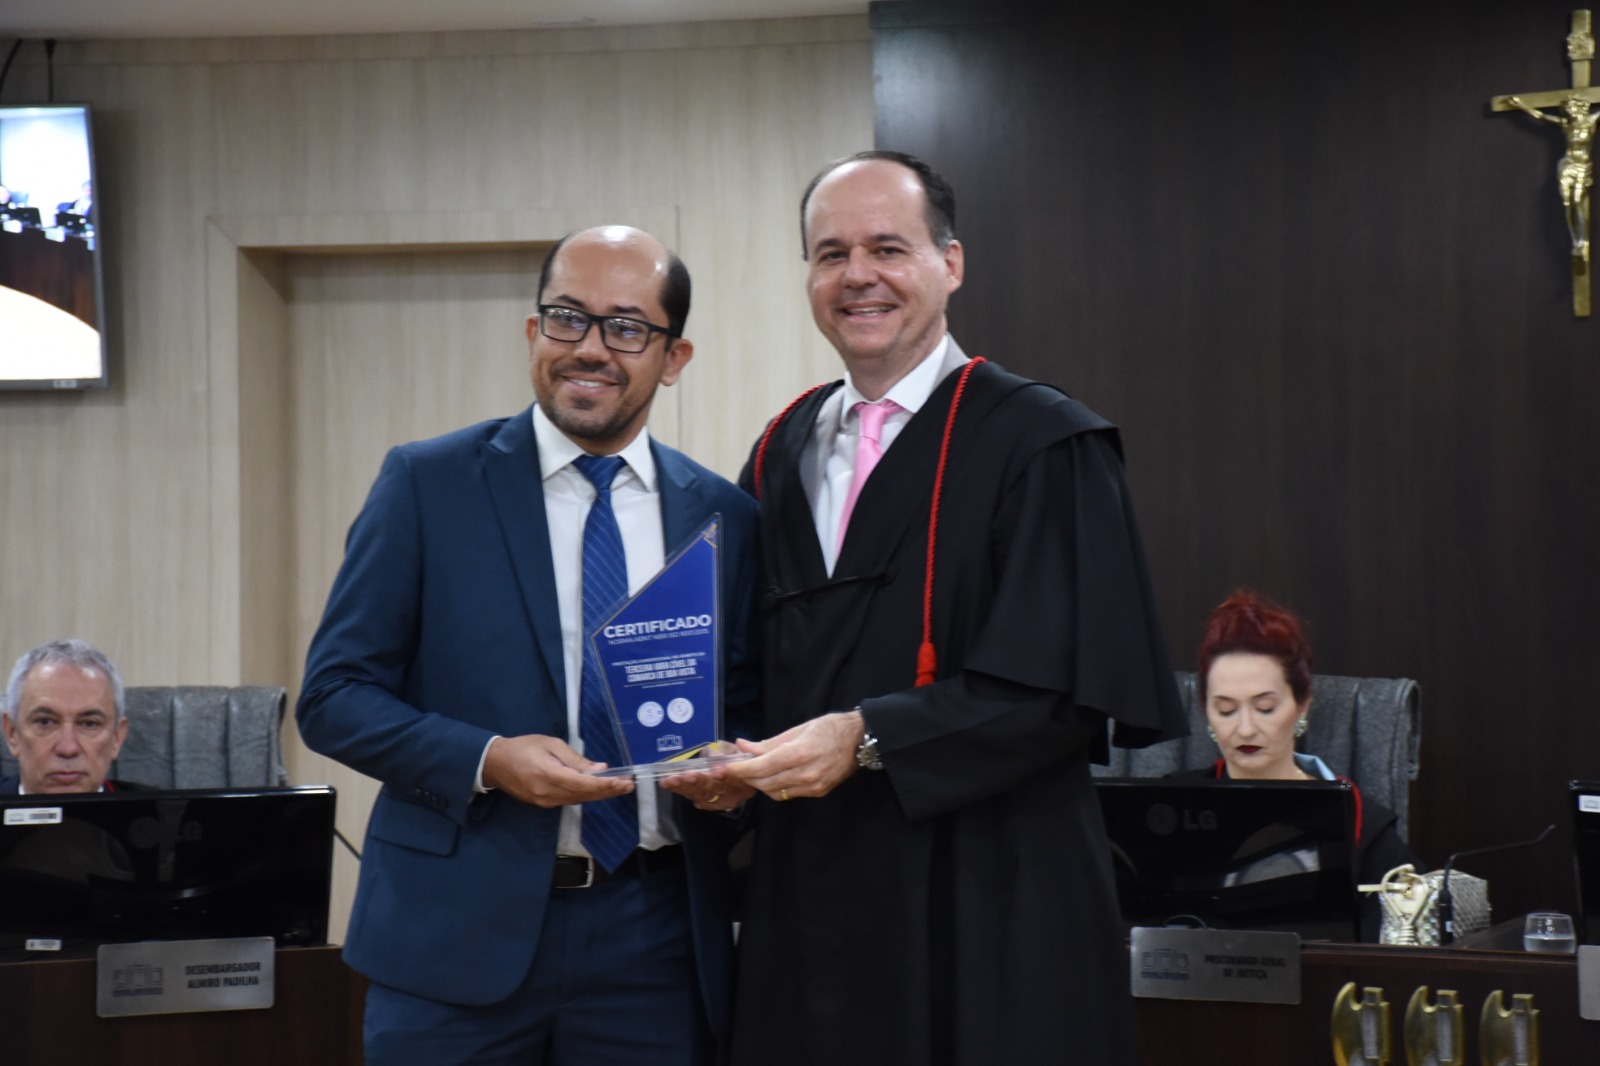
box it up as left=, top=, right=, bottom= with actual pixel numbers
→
left=731, top=358, right=1187, bottom=1066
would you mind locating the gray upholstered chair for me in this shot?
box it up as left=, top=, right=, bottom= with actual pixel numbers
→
left=1, top=685, right=290, bottom=789
left=1092, top=671, right=1422, bottom=837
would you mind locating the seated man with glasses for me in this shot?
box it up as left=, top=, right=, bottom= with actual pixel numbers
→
left=2, top=639, right=142, bottom=794
left=298, top=225, right=759, bottom=1066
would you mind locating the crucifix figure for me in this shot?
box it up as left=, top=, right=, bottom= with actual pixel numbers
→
left=1505, top=94, right=1599, bottom=262
left=1493, top=10, right=1600, bottom=316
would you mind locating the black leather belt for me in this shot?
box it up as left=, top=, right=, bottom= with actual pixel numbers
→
left=552, top=845, right=685, bottom=889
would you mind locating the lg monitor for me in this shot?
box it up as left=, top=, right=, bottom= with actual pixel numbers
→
left=1095, top=777, right=1360, bottom=942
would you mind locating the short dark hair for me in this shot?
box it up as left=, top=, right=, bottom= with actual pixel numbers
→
left=536, top=232, right=692, bottom=337
left=658, top=252, right=691, bottom=337
left=798, top=149, right=957, bottom=258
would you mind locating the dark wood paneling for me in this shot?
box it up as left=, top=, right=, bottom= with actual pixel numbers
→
left=873, top=0, right=1600, bottom=920
left=0, top=946, right=365, bottom=1064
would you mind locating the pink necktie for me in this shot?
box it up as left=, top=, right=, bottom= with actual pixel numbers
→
left=837, top=399, right=897, bottom=551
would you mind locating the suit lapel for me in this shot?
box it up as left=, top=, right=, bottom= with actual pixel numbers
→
left=481, top=408, right=567, bottom=704
left=772, top=385, right=840, bottom=589
left=653, top=439, right=707, bottom=553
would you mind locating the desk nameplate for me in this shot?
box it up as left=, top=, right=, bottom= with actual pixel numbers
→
left=96, top=937, right=275, bottom=1017
left=1130, top=926, right=1302, bottom=1004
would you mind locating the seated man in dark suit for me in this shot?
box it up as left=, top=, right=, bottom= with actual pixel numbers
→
left=54, top=180, right=92, bottom=232
left=56, top=180, right=92, bottom=218
left=1, top=638, right=133, bottom=794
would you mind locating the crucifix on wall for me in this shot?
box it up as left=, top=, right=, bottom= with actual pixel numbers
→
left=1492, top=10, right=1600, bottom=318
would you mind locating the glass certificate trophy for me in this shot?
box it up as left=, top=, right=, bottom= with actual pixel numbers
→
left=589, top=515, right=744, bottom=780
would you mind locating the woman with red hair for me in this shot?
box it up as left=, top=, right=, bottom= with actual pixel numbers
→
left=1197, top=591, right=1320, bottom=782
left=1189, top=590, right=1418, bottom=938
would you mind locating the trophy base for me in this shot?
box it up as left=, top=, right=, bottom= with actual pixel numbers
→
left=592, top=746, right=753, bottom=781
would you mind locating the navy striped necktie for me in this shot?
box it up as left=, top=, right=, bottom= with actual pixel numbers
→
left=571, top=453, right=638, bottom=871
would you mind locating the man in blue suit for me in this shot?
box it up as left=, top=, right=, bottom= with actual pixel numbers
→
left=297, top=225, right=759, bottom=1066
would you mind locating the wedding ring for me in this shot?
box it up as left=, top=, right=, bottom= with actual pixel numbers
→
left=780, top=788, right=790, bottom=802
left=707, top=794, right=722, bottom=805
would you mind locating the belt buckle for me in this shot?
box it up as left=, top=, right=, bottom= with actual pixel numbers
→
left=555, top=854, right=597, bottom=889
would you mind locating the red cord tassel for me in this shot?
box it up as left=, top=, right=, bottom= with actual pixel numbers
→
left=915, top=641, right=938, bottom=687
left=915, top=357, right=985, bottom=689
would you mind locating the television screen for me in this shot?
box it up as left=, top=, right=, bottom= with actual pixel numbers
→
left=0, top=787, right=335, bottom=961
left=0, top=103, right=106, bottom=390
left=1095, top=777, right=1360, bottom=941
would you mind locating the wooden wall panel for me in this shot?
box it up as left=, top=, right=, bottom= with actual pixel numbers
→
left=872, top=0, right=1598, bottom=920
left=235, top=249, right=292, bottom=692
left=283, top=246, right=552, bottom=936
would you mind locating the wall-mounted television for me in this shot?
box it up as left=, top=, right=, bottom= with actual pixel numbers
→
left=0, top=102, right=106, bottom=390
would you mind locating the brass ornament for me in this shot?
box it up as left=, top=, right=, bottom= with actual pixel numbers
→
left=1332, top=982, right=1392, bottom=1066
left=1478, top=990, right=1539, bottom=1066
left=1360, top=864, right=1438, bottom=946
left=1571, top=26, right=1597, bottom=64
left=1404, top=986, right=1464, bottom=1066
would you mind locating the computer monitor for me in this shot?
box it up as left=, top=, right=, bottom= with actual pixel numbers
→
left=1570, top=780, right=1600, bottom=946
left=0, top=786, right=335, bottom=961
left=1095, top=777, right=1360, bottom=941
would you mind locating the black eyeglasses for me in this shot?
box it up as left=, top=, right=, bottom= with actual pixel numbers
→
left=537, top=305, right=679, bottom=355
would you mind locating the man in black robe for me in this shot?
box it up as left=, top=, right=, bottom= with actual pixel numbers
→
left=715, top=151, right=1188, bottom=1065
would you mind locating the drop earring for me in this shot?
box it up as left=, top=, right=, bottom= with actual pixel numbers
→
left=1294, top=716, right=1309, bottom=738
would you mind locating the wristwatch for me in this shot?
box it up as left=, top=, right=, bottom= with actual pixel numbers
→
left=854, top=708, right=885, bottom=771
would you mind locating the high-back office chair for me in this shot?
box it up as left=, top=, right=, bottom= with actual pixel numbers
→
left=1, top=685, right=290, bottom=789
left=1093, top=671, right=1422, bottom=837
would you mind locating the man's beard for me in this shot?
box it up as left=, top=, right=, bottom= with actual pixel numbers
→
left=537, top=362, right=635, bottom=444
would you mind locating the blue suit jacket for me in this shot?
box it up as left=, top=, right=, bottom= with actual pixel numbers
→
left=296, top=407, right=759, bottom=1035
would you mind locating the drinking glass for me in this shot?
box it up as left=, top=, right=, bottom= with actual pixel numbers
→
left=1522, top=911, right=1576, bottom=953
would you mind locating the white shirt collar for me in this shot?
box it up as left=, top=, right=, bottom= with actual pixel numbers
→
left=530, top=404, right=658, bottom=492
left=841, top=334, right=952, bottom=417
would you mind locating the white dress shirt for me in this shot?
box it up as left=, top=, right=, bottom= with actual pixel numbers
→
left=803, top=334, right=965, bottom=574
left=531, top=405, right=677, bottom=854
